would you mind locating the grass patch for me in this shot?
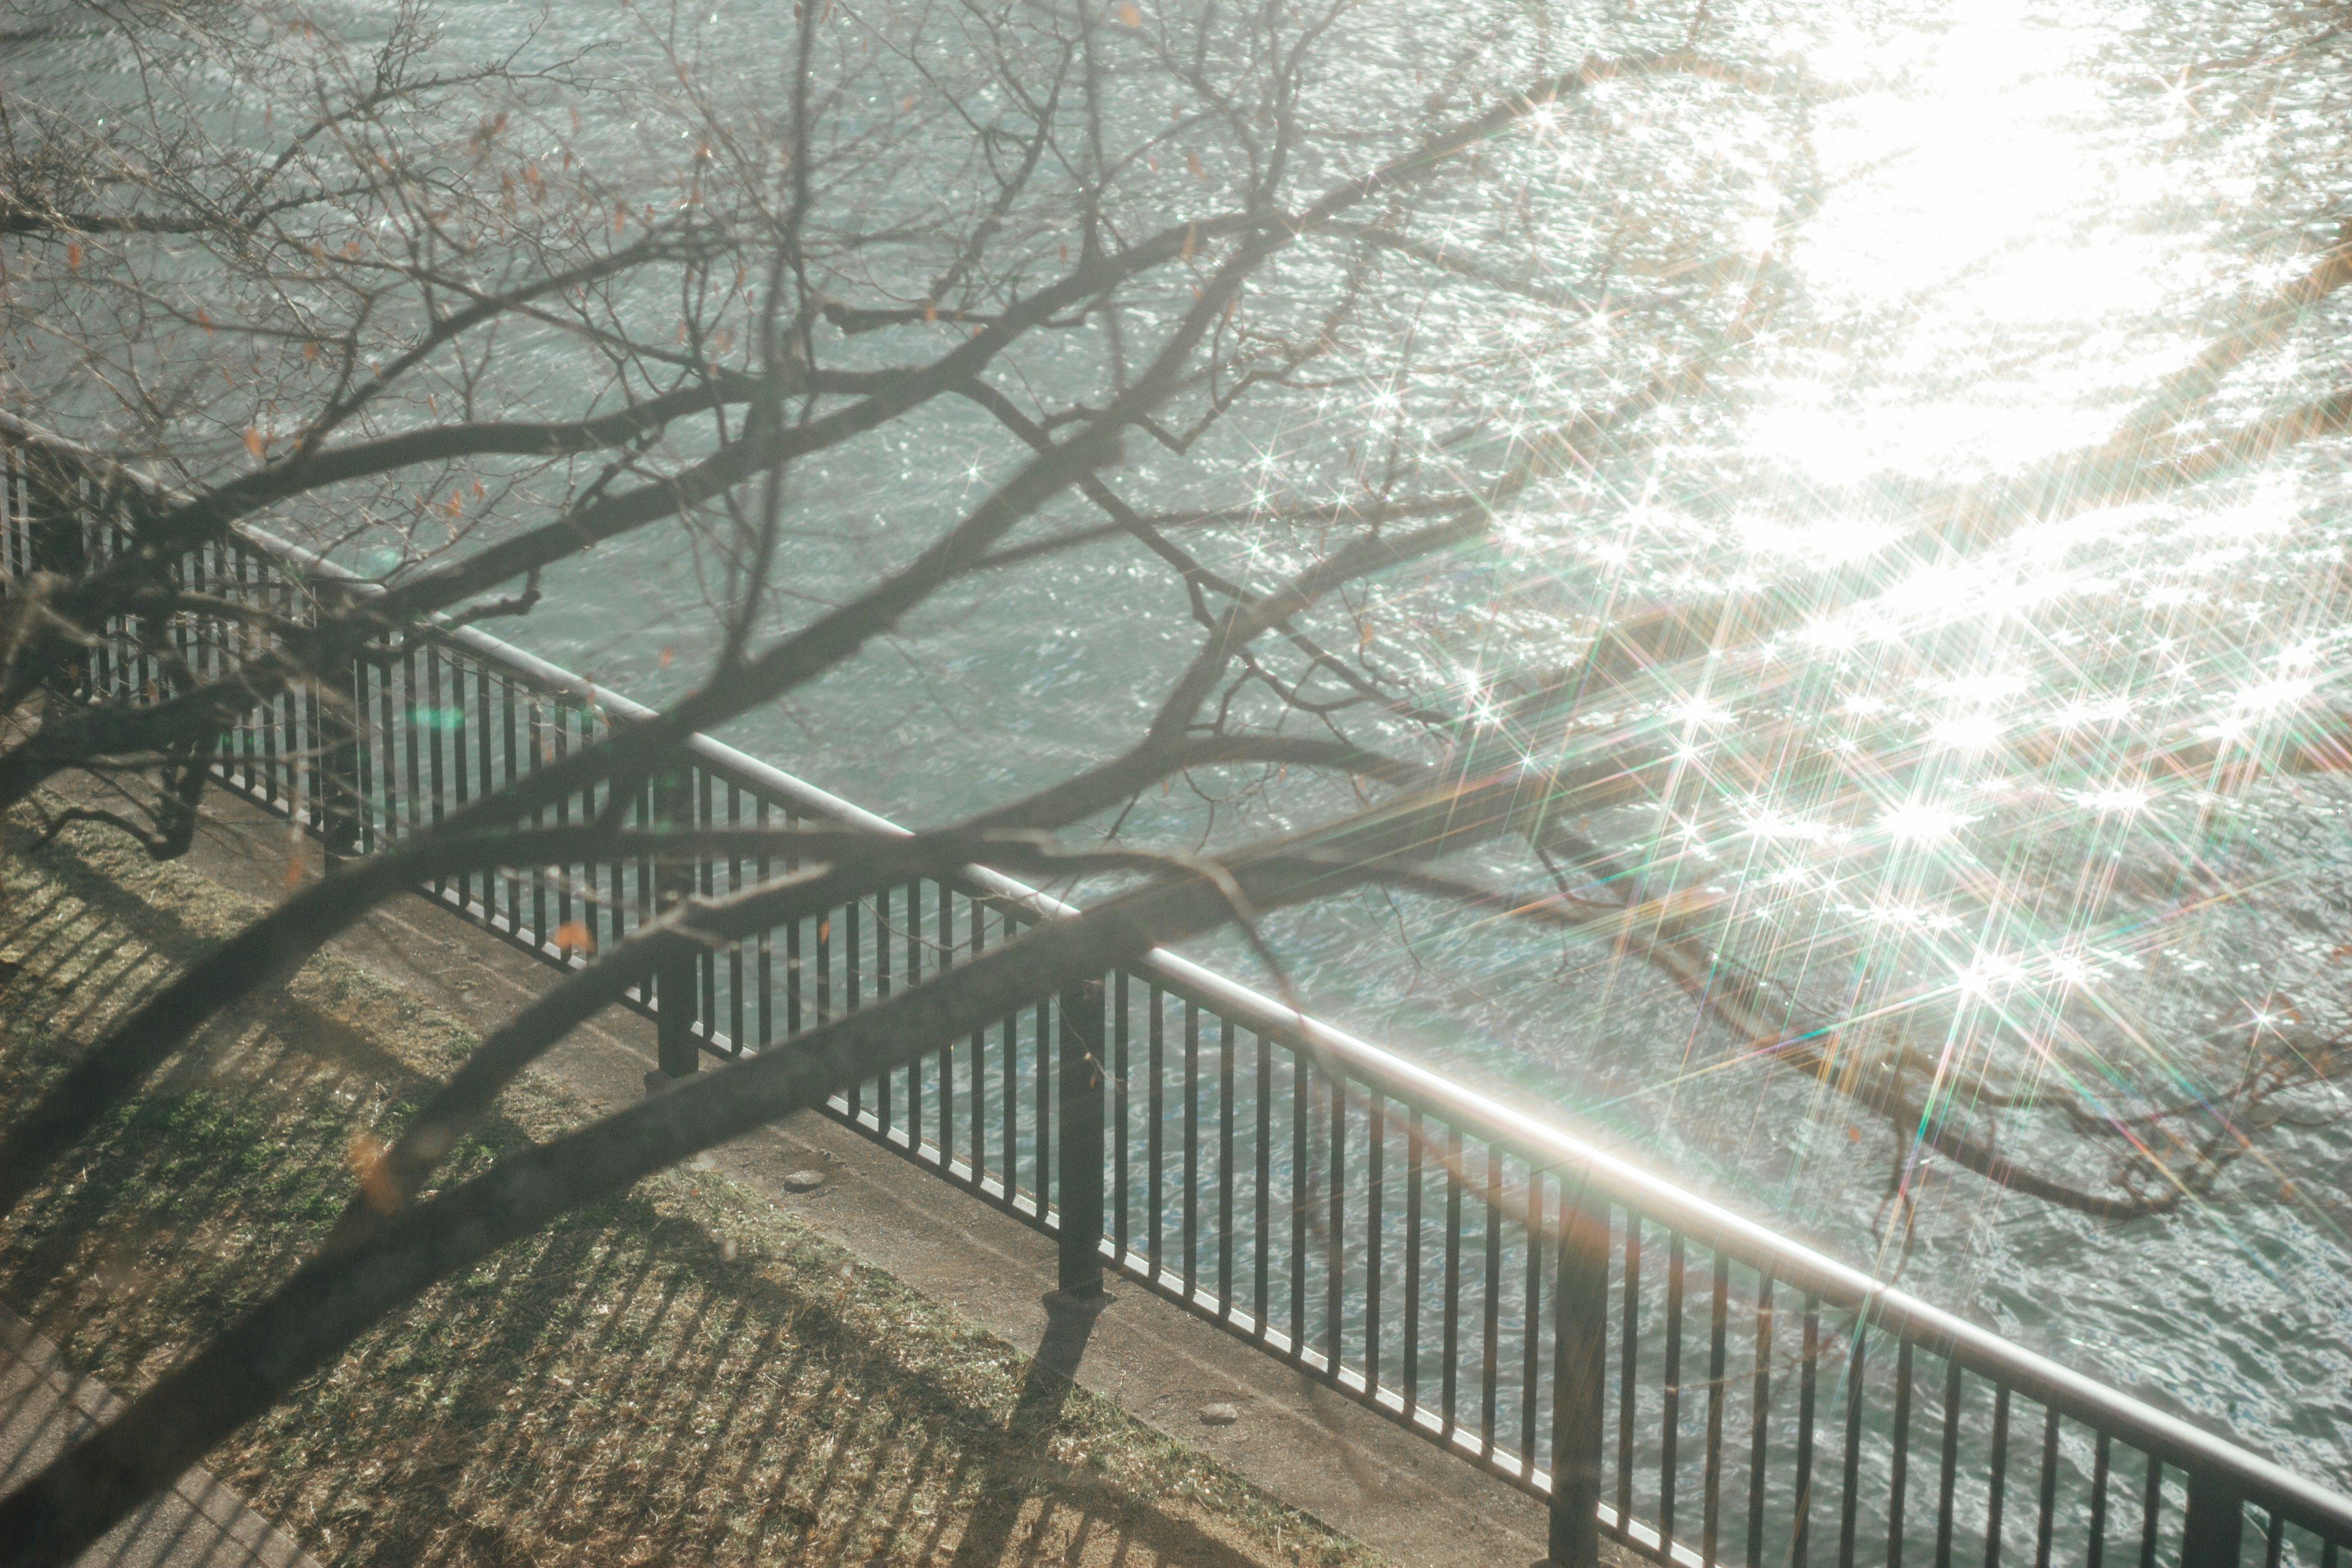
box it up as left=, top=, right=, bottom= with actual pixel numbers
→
left=0, top=810, right=1382, bottom=1568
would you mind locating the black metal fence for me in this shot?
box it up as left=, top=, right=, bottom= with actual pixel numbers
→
left=6, top=414, right=2350, bottom=1568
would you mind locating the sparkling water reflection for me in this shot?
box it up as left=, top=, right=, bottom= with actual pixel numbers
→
left=19, top=0, right=2349, bottom=1495
left=500, top=0, right=2352, bottom=1485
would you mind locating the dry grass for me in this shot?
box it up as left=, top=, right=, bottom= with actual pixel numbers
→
left=0, top=810, right=1384, bottom=1568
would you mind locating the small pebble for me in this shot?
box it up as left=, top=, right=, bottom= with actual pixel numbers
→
left=1199, top=1401, right=1240, bottom=1427
left=782, top=1167, right=826, bottom=1193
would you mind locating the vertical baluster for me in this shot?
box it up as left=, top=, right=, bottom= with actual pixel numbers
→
left=238, top=551, right=260, bottom=785
left=1840, top=1329, right=1866, bottom=1568
left=846, top=895, right=865, bottom=1117
left=1403, top=1107, right=1423, bottom=1417
left=1149, top=987, right=1166, bottom=1273
left=1706, top=1257, right=1728, bottom=1567
left=277, top=582, right=300, bottom=805
left=385, top=649, right=409, bottom=852
left=1219, top=1016, right=1237, bottom=1318
left=2182, top=1471, right=2246, bottom=1568
left=528, top=698, right=551, bottom=946
left=475, top=669, right=494, bottom=916
left=1939, top=1362, right=1964, bottom=1568
left=1055, top=977, right=1106, bottom=1298
left=1664, top=1234, right=1685, bottom=1556
left=2034, top=1409, right=2060, bottom=1568
left=2262, top=1511, right=2282, bottom=1568
left=1795, top=1298, right=1819, bottom=1568
left=967, top=911, right=986, bottom=1186
left=1292, top=1055, right=1313, bottom=1358
left=1373, top=1090, right=1382, bottom=1401
left=1441, top=1125, right=1463, bottom=1437
left=873, top=884, right=892, bottom=1129
left=402, top=643, right=423, bottom=844
left=1481, top=1145, right=1502, bottom=1456
left=1254, top=1030, right=1272, bottom=1337
left=815, top=889, right=832, bottom=1024
left=197, top=546, right=219, bottom=698
left=1035, top=998, right=1052, bottom=1205
left=726, top=785, right=744, bottom=1051
left=1548, top=1183, right=1610, bottom=1568
left=425, top=647, right=445, bottom=842
left=581, top=730, right=605, bottom=952
left=592, top=715, right=614, bottom=947
left=922, top=880, right=948, bottom=1145
left=499, top=679, right=519, bottom=927
left=785, top=824, right=805, bottom=1036
left=1986, top=1385, right=2012, bottom=1568
left=1619, top=1223, right=1643, bottom=1533
left=1748, top=1274, right=1774, bottom=1568
left=2089, top=1432, right=2110, bottom=1568
left=1328, top=1078, right=1347, bottom=1377
left=1877, top=1340, right=1910, bottom=1568
left=1000, top=997, right=1017, bottom=1203
left=905, top=880, right=922, bottom=1135
left=698, top=771, right=716, bottom=1041
left=756, top=799, right=775, bottom=1050
left=638, top=778, right=658, bottom=996
left=260, top=592, right=284, bottom=807
left=603, top=726, right=625, bottom=968
left=301, top=653, right=323, bottom=856
left=550, top=706, right=571, bottom=935
left=1113, top=971, right=1129, bottom=1251
left=445, top=659, right=471, bottom=908
left=1185, top=1000, right=1200, bottom=1301
left=928, top=879, right=952, bottom=1144
left=1521, top=1169, right=1544, bottom=1472
left=650, top=763, right=696, bottom=1085
left=320, top=644, right=361, bottom=870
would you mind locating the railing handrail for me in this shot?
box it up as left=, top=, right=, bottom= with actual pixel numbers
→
left=503, top=628, right=2352, bottom=1539
left=7, top=410, right=2350, bottom=1548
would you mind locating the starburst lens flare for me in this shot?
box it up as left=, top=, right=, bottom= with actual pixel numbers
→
left=401, top=0, right=2352, bottom=1495
left=1085, top=0, right=2352, bottom=1491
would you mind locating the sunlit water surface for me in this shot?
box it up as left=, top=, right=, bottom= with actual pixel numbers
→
left=489, top=0, right=2352, bottom=1485
left=495, top=0, right=2352, bottom=1485
left=22, top=0, right=2352, bottom=1490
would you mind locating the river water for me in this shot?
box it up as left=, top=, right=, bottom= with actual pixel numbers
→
left=488, top=0, right=2352, bottom=1486
left=20, top=0, right=2352, bottom=1494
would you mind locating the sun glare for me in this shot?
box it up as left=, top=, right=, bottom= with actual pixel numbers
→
left=1748, top=0, right=2203, bottom=487
left=1879, top=799, right=1973, bottom=844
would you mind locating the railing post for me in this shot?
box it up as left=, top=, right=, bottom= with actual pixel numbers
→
left=1547, top=1179, right=1610, bottom=1568
left=1055, top=977, right=1108, bottom=1299
left=649, top=763, right=700, bottom=1089
left=2181, top=1472, right=2245, bottom=1568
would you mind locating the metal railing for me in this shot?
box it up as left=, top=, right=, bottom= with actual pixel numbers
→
left=5, top=414, right=2348, bottom=1568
